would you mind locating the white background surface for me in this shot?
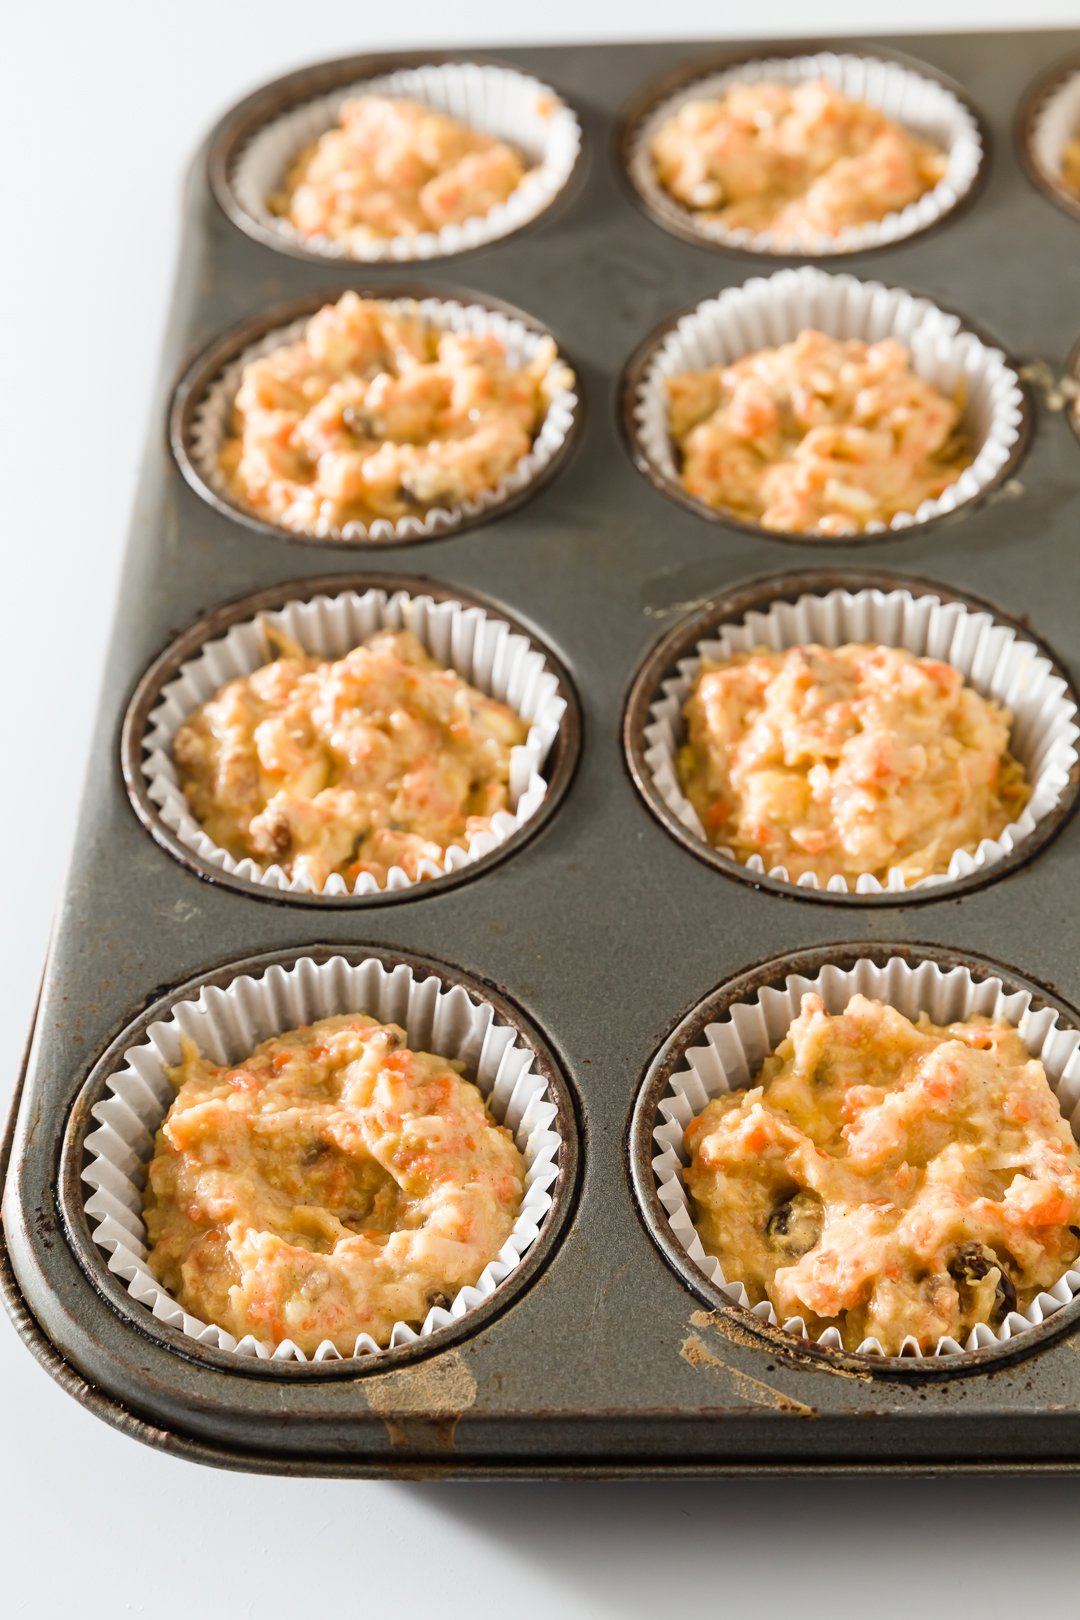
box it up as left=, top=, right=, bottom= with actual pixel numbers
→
left=4, top=3, right=1080, bottom=1614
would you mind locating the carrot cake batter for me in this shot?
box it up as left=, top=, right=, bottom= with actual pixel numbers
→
left=667, top=329, right=971, bottom=535
left=650, top=78, right=946, bottom=242
left=218, top=292, right=569, bottom=533
left=685, top=992, right=1080, bottom=1354
left=271, top=95, right=526, bottom=246
left=676, top=642, right=1029, bottom=886
left=144, top=1012, right=526, bottom=1354
left=172, top=626, right=527, bottom=889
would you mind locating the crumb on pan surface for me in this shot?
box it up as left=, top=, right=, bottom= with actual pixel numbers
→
left=676, top=642, right=1029, bottom=887
left=270, top=95, right=527, bottom=246
left=684, top=992, right=1080, bottom=1355
left=172, top=625, right=528, bottom=890
left=217, top=292, right=571, bottom=533
left=143, top=1012, right=526, bottom=1354
left=666, top=329, right=972, bottom=535
left=649, top=78, right=946, bottom=243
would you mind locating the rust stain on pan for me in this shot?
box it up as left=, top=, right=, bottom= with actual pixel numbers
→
left=361, top=1348, right=478, bottom=1451
left=679, top=1332, right=815, bottom=1415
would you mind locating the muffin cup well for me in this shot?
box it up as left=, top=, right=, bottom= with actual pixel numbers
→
left=621, top=49, right=984, bottom=257
left=1017, top=54, right=1080, bottom=225
left=631, top=945, right=1080, bottom=1373
left=170, top=289, right=580, bottom=546
left=123, top=575, right=581, bottom=904
left=214, top=57, right=583, bottom=263
left=70, top=947, right=576, bottom=1370
left=623, top=266, right=1029, bottom=543
left=624, top=572, right=1080, bottom=902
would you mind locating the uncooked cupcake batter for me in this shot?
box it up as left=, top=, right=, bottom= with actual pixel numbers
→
left=1063, top=133, right=1080, bottom=198
left=676, top=642, right=1029, bottom=886
left=144, top=1012, right=526, bottom=1354
left=649, top=78, right=946, bottom=242
left=666, top=329, right=971, bottom=534
left=271, top=95, right=527, bottom=246
left=172, top=626, right=527, bottom=889
left=685, top=992, right=1080, bottom=1354
left=218, top=292, right=570, bottom=533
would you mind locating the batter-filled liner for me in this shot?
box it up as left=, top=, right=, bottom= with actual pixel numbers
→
left=650, top=956, right=1080, bottom=1359
left=628, top=266, right=1026, bottom=538
left=225, top=61, right=582, bottom=262
left=138, top=586, right=566, bottom=898
left=641, top=585, right=1078, bottom=895
left=1020, top=58, right=1080, bottom=219
left=624, top=52, right=983, bottom=256
left=81, top=955, right=564, bottom=1362
left=183, top=294, right=578, bottom=544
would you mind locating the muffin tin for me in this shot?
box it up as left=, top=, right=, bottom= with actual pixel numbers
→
left=5, top=31, right=1080, bottom=1478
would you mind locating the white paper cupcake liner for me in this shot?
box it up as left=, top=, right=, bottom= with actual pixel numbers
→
left=631, top=266, right=1026, bottom=537
left=1023, top=60, right=1080, bottom=214
left=187, top=295, right=578, bottom=543
left=139, top=586, right=567, bottom=897
left=227, top=62, right=582, bottom=262
left=651, top=954, right=1080, bottom=1360
left=81, top=953, right=565, bottom=1362
left=643, top=584, right=1078, bottom=895
left=626, top=51, right=983, bottom=256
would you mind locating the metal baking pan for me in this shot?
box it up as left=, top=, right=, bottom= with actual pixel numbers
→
left=6, top=29, right=1080, bottom=1478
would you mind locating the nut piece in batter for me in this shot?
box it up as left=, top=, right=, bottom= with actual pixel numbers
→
left=271, top=96, right=527, bottom=247
left=649, top=79, right=946, bottom=243
left=685, top=993, right=1080, bottom=1354
left=677, top=643, right=1029, bottom=887
left=218, top=292, right=571, bottom=534
left=667, top=330, right=971, bottom=535
left=144, top=1012, right=527, bottom=1354
left=172, top=626, right=528, bottom=890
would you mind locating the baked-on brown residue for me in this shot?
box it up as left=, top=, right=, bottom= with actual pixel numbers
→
left=688, top=1308, right=872, bottom=1382
left=364, top=1347, right=478, bottom=1450
left=679, top=1332, right=815, bottom=1415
